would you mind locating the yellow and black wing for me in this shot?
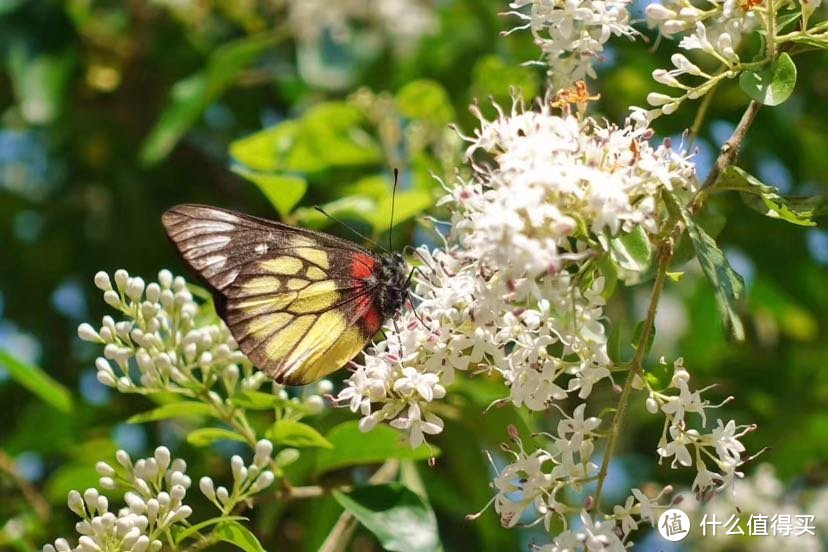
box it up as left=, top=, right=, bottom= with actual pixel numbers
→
left=162, top=204, right=393, bottom=385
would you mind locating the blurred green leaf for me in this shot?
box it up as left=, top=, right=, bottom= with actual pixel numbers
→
left=213, top=521, right=266, bottom=552
left=127, top=401, right=214, bottom=423
left=316, top=421, right=437, bottom=474
left=631, top=320, right=656, bottom=353
left=7, top=41, right=75, bottom=124
left=44, top=464, right=99, bottom=502
left=367, top=189, right=433, bottom=230
left=233, top=167, right=307, bottom=218
left=265, top=420, right=332, bottom=449
left=470, top=55, right=541, bottom=106
left=332, top=483, right=439, bottom=552
left=718, top=166, right=817, bottom=226
left=396, top=79, right=455, bottom=125
left=0, top=349, right=72, bottom=413
left=186, top=428, right=248, bottom=446
left=681, top=210, right=746, bottom=342
left=230, top=102, right=381, bottom=176
left=607, top=323, right=623, bottom=363
left=750, top=277, right=818, bottom=341
left=141, top=32, right=283, bottom=164
left=230, top=120, right=302, bottom=172
left=293, top=196, right=377, bottom=229
left=738, top=53, right=797, bottom=106
left=174, top=516, right=249, bottom=544
left=230, top=390, right=293, bottom=410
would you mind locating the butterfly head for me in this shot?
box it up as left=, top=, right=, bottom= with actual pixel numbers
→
left=377, top=252, right=409, bottom=318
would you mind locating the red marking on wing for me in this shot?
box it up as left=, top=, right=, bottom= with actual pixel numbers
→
left=350, top=253, right=375, bottom=280
left=360, top=303, right=382, bottom=335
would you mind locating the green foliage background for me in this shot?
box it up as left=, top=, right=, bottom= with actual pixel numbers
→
left=0, top=1, right=826, bottom=550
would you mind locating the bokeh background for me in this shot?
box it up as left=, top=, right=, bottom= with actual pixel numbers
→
left=1, top=1, right=826, bottom=550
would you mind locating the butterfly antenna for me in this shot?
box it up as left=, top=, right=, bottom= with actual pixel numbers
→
left=389, top=168, right=399, bottom=251
left=313, top=206, right=386, bottom=251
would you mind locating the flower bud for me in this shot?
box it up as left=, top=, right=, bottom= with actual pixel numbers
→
left=646, top=92, right=674, bottom=107
left=154, top=447, right=171, bottom=471
left=103, top=290, right=121, bottom=308
left=254, top=439, right=273, bottom=465
left=126, top=277, right=145, bottom=301
left=145, top=283, right=161, bottom=303
left=231, top=455, right=244, bottom=481
left=250, top=470, right=274, bottom=493
left=68, top=490, right=86, bottom=518
left=199, top=476, right=216, bottom=500
left=99, top=477, right=116, bottom=489
left=77, top=323, right=100, bottom=342
left=113, top=269, right=129, bottom=292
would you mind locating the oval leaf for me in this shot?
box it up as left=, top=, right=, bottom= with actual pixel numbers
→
left=332, top=483, right=439, bottom=552
left=186, top=428, right=248, bottom=447
left=316, top=421, right=438, bottom=474
left=680, top=209, right=746, bottom=342
left=265, top=420, right=332, bottom=449
left=232, top=167, right=307, bottom=218
left=738, top=53, right=797, bottom=106
left=174, top=516, right=248, bottom=544
left=127, top=401, right=215, bottom=424
left=229, top=390, right=290, bottom=410
left=213, top=521, right=266, bottom=552
left=718, top=166, right=816, bottom=226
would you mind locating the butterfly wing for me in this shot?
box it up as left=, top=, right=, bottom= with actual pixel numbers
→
left=162, top=204, right=385, bottom=385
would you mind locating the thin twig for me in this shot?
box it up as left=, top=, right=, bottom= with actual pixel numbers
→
left=592, top=98, right=762, bottom=512
left=0, top=450, right=51, bottom=521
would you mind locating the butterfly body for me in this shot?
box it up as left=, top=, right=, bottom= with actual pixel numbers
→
left=162, top=204, right=408, bottom=385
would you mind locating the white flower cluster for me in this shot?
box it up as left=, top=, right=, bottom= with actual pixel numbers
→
left=486, top=415, right=681, bottom=542
left=641, top=358, right=757, bottom=499
left=78, top=269, right=251, bottom=393
left=642, top=0, right=760, bottom=118
left=44, top=442, right=278, bottom=551
left=506, top=0, right=637, bottom=89
left=43, top=447, right=192, bottom=552
left=336, top=97, right=697, bottom=448
left=199, top=439, right=276, bottom=513
left=287, top=0, right=437, bottom=53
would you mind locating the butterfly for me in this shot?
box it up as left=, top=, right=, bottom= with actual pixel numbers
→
left=162, top=204, right=409, bottom=385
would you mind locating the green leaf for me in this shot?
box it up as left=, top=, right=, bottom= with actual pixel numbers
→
left=0, top=349, right=72, bottom=413
left=186, top=428, right=248, bottom=447
left=265, top=420, right=333, bottom=449
left=213, top=521, right=266, bottom=552
left=127, top=401, right=215, bottom=423
left=470, top=55, right=541, bottom=107
left=141, top=33, right=282, bottom=164
left=174, top=516, right=248, bottom=544
left=229, top=390, right=290, bottom=410
left=680, top=210, right=746, bottom=342
left=316, top=421, right=437, bottom=474
left=738, top=53, right=797, bottom=106
left=332, top=484, right=439, bottom=552
left=718, top=166, right=817, bottom=226
left=607, top=323, right=623, bottom=363
left=232, top=167, right=307, bottom=218
left=396, top=79, right=454, bottom=126
left=607, top=226, right=653, bottom=275
left=293, top=196, right=377, bottom=230
left=229, top=102, right=381, bottom=174
left=365, top=189, right=433, bottom=230
left=631, top=321, right=656, bottom=354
